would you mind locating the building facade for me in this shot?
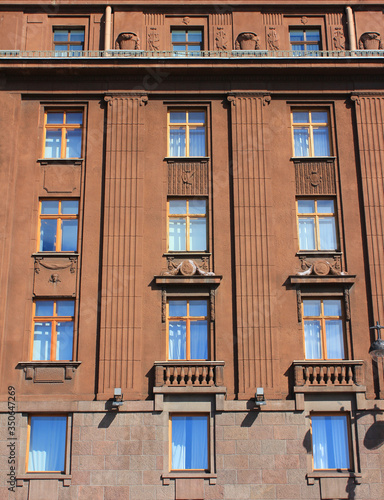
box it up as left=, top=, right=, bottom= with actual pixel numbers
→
left=1, top=1, right=384, bottom=499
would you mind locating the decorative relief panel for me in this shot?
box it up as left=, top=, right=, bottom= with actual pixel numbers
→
left=210, top=12, right=231, bottom=25
left=332, top=27, right=346, bottom=50
left=266, top=27, right=280, bottom=50
left=297, top=255, right=344, bottom=277
left=359, top=32, right=383, bottom=49
left=168, top=161, right=208, bottom=195
left=147, top=27, right=160, bottom=50
left=294, top=159, right=336, bottom=195
left=162, top=258, right=213, bottom=276
left=215, top=27, right=228, bottom=50
left=115, top=32, right=140, bottom=50
left=262, top=13, right=283, bottom=25
left=144, top=13, right=165, bottom=26
left=235, top=32, right=260, bottom=50
left=41, top=165, right=81, bottom=195
left=326, top=12, right=343, bottom=26
left=33, top=256, right=77, bottom=297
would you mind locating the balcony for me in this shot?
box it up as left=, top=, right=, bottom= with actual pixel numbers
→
left=0, top=49, right=383, bottom=60
left=293, top=360, right=365, bottom=389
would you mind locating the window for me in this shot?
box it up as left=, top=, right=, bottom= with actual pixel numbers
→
left=292, top=109, right=331, bottom=157
left=297, top=198, right=337, bottom=251
left=32, top=300, right=75, bottom=361
left=290, top=28, right=321, bottom=52
left=168, top=299, right=208, bottom=360
left=27, top=415, right=67, bottom=472
left=171, top=29, right=203, bottom=54
left=168, top=198, right=207, bottom=252
left=311, top=414, right=351, bottom=470
left=170, top=414, right=208, bottom=470
left=44, top=110, right=83, bottom=159
left=168, top=110, right=206, bottom=157
left=38, top=199, right=79, bottom=252
left=53, top=28, right=85, bottom=55
left=303, top=299, right=345, bottom=359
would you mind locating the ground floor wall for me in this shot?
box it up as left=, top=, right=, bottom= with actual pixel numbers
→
left=0, top=406, right=383, bottom=500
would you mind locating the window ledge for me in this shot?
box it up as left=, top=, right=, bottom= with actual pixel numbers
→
left=288, top=274, right=356, bottom=286
left=162, top=472, right=217, bottom=485
left=32, top=252, right=79, bottom=258
left=17, top=361, right=81, bottom=383
left=291, top=156, right=336, bottom=162
left=37, top=158, right=84, bottom=165
left=307, top=471, right=362, bottom=484
left=155, top=275, right=222, bottom=285
left=17, top=474, right=71, bottom=487
left=296, top=251, right=342, bottom=256
left=164, top=156, right=210, bottom=163
left=164, top=252, right=211, bottom=257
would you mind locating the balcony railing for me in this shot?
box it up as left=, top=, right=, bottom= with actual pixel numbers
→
left=0, top=49, right=383, bottom=60
left=293, top=360, right=364, bottom=388
left=154, top=361, right=224, bottom=388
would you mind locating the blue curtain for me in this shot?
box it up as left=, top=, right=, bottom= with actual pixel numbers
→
left=172, top=416, right=208, bottom=469
left=319, top=218, right=337, bottom=250
left=294, top=128, right=309, bottom=156
left=190, top=320, right=208, bottom=359
left=56, top=321, right=74, bottom=360
left=170, top=128, right=186, bottom=156
left=28, top=416, right=67, bottom=471
left=313, top=128, right=330, bottom=156
left=312, top=415, right=349, bottom=469
left=325, top=320, right=344, bottom=359
left=189, top=128, right=205, bottom=156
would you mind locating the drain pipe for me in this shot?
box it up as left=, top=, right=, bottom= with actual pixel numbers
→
left=105, top=6, right=112, bottom=52
left=345, top=6, right=357, bottom=50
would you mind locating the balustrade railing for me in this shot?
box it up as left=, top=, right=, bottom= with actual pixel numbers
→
left=293, top=360, right=364, bottom=387
left=0, top=49, right=383, bottom=60
left=154, top=361, right=224, bottom=388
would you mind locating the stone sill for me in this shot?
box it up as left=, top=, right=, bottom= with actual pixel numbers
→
left=289, top=275, right=356, bottom=285
left=291, top=156, right=336, bottom=162
left=17, top=474, right=71, bottom=487
left=307, top=471, right=362, bottom=484
left=37, top=159, right=83, bottom=165
left=153, top=386, right=227, bottom=394
left=17, top=361, right=81, bottom=383
left=162, top=472, right=217, bottom=485
left=164, top=157, right=210, bottom=163
left=294, top=385, right=366, bottom=393
left=155, top=275, right=222, bottom=285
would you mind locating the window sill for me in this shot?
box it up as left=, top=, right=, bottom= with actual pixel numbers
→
left=164, top=156, right=210, bottom=162
left=37, top=158, right=84, bottom=165
left=17, top=474, right=71, bottom=487
left=32, top=252, right=79, bottom=258
left=307, top=471, right=362, bottom=484
left=296, top=251, right=342, bottom=256
left=290, top=156, right=336, bottom=162
left=17, top=361, right=81, bottom=383
left=162, top=472, right=217, bottom=485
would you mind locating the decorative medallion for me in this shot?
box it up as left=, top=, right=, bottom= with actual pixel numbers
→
left=359, top=32, right=383, bottom=50
left=162, top=259, right=215, bottom=277
left=235, top=32, right=260, bottom=50
left=182, top=17, right=191, bottom=25
left=115, top=32, right=140, bottom=50
left=301, top=16, right=308, bottom=25
left=308, top=169, right=322, bottom=187
left=298, top=256, right=345, bottom=277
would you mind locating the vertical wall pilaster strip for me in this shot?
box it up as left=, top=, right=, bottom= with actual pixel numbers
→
left=229, top=94, right=274, bottom=397
left=99, top=94, right=146, bottom=398
left=353, top=94, right=384, bottom=396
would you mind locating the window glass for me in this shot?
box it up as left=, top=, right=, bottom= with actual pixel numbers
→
left=28, top=416, right=67, bottom=472
left=44, top=110, right=83, bottom=159
left=311, top=415, right=350, bottom=469
left=53, top=28, right=85, bottom=52
left=39, top=199, right=79, bottom=252
left=292, top=109, right=330, bottom=157
left=303, top=299, right=345, bottom=360
left=32, top=300, right=75, bottom=361
left=297, top=198, right=337, bottom=251
left=168, top=110, right=206, bottom=157
left=168, top=198, right=207, bottom=252
left=168, top=299, right=209, bottom=360
left=171, top=415, right=208, bottom=470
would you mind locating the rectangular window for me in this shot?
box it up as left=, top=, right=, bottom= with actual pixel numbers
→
left=297, top=198, right=337, bottom=251
left=311, top=414, right=350, bottom=470
left=171, top=29, right=203, bottom=54
left=168, top=198, right=207, bottom=251
left=303, top=299, right=345, bottom=360
left=170, top=414, right=209, bottom=470
left=53, top=28, right=85, bottom=55
left=27, top=415, right=67, bottom=472
left=168, top=299, right=208, bottom=360
left=44, top=110, right=83, bottom=159
left=292, top=109, right=331, bottom=157
left=290, top=28, right=321, bottom=52
left=39, top=199, right=79, bottom=252
left=32, top=300, right=75, bottom=361
left=168, top=109, right=206, bottom=157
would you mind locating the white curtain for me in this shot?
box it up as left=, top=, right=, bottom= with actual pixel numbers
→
left=319, top=218, right=337, bottom=250
left=172, top=416, right=208, bottom=469
left=312, top=415, right=349, bottom=469
left=190, top=321, right=208, bottom=359
left=313, top=128, right=330, bottom=156
left=169, top=219, right=186, bottom=251
left=189, top=219, right=207, bottom=251
left=294, top=128, right=309, bottom=156
left=33, top=322, right=51, bottom=360
left=189, top=127, right=205, bottom=156
left=299, top=218, right=315, bottom=249
left=169, top=321, right=186, bottom=359
left=325, top=320, right=344, bottom=359
left=28, top=416, right=67, bottom=471
left=169, top=128, right=186, bottom=156
left=304, top=320, right=322, bottom=359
